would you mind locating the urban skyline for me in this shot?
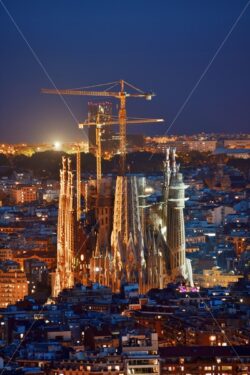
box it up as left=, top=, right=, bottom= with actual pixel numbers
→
left=0, top=1, right=250, bottom=375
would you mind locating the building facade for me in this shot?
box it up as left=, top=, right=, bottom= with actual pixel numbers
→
left=0, top=268, right=28, bottom=307
left=52, top=157, right=76, bottom=297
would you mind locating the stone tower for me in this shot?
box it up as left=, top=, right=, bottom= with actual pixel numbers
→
left=52, top=157, right=76, bottom=297
left=166, top=149, right=193, bottom=286
left=111, top=176, right=146, bottom=292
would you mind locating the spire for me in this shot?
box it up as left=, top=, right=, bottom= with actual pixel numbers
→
left=171, top=147, right=177, bottom=175
left=163, top=147, right=171, bottom=188
left=111, top=176, right=146, bottom=292
left=166, top=162, right=193, bottom=286
left=52, top=157, right=76, bottom=297
left=162, top=147, right=171, bottom=231
left=165, top=146, right=170, bottom=169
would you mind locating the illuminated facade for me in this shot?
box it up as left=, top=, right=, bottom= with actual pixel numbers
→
left=90, top=177, right=113, bottom=285
left=165, top=148, right=193, bottom=286
left=0, top=268, right=28, bottom=308
left=145, top=227, right=167, bottom=289
left=52, top=157, right=76, bottom=297
left=10, top=185, right=38, bottom=204
left=89, top=239, right=110, bottom=286
left=110, top=176, right=146, bottom=292
left=193, top=267, right=242, bottom=288
left=89, top=149, right=193, bottom=291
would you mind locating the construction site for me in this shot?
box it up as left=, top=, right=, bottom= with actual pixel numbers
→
left=42, top=79, right=193, bottom=297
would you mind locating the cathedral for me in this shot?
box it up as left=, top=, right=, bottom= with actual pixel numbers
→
left=87, top=147, right=193, bottom=292
left=52, top=148, right=193, bottom=297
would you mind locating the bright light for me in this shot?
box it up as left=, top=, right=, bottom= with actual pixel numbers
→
left=54, top=141, right=61, bottom=150
left=145, top=186, right=154, bottom=193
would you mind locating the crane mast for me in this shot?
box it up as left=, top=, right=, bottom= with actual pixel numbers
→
left=95, top=113, right=102, bottom=192
left=76, top=147, right=81, bottom=221
left=119, top=80, right=127, bottom=175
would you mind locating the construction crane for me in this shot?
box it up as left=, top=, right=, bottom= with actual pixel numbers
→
left=42, top=79, right=159, bottom=175
left=79, top=114, right=164, bottom=190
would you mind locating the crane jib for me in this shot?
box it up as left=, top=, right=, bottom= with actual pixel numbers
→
left=41, top=89, right=153, bottom=99
left=41, top=88, right=120, bottom=98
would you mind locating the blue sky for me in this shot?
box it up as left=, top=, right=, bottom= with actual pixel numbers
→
left=0, top=0, right=249, bottom=142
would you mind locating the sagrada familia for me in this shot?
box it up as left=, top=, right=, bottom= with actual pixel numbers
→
left=52, top=148, right=193, bottom=297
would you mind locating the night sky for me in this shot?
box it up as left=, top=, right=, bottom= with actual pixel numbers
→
left=0, top=0, right=249, bottom=143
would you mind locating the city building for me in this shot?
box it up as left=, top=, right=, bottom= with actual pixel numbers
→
left=224, top=139, right=250, bottom=149
left=0, top=266, right=28, bottom=307
left=122, top=332, right=160, bottom=375
left=160, top=346, right=250, bottom=374
left=193, top=267, right=242, bottom=288
left=187, top=140, right=217, bottom=152
left=10, top=185, right=38, bottom=204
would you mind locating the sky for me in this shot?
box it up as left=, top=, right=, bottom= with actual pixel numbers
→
left=0, top=0, right=250, bottom=143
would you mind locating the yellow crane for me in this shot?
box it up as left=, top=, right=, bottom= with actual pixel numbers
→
left=79, top=114, right=164, bottom=192
left=42, top=79, right=161, bottom=175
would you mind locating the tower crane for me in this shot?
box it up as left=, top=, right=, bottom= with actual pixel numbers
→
left=79, top=114, right=164, bottom=191
left=42, top=79, right=161, bottom=175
